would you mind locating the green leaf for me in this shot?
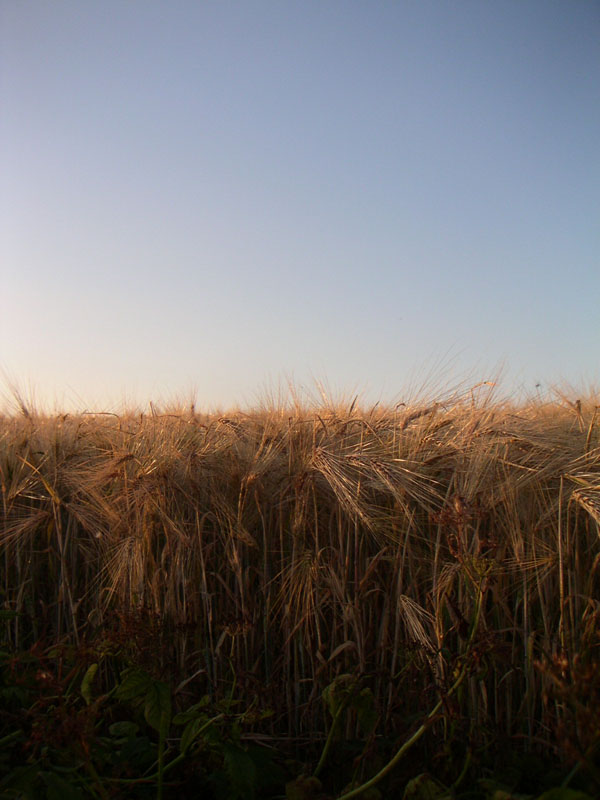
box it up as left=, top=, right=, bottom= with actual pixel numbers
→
left=0, top=764, right=40, bottom=797
left=350, top=687, right=378, bottom=735
left=118, top=735, right=155, bottom=769
left=216, top=696, right=243, bottom=713
left=115, top=668, right=152, bottom=702
left=172, top=696, right=211, bottom=724
left=223, top=743, right=258, bottom=800
left=80, top=663, right=98, bottom=706
left=180, top=716, right=206, bottom=753
left=244, top=744, right=286, bottom=791
left=322, top=673, right=357, bottom=719
left=143, top=680, right=171, bottom=733
left=42, top=772, right=85, bottom=800
left=109, top=721, right=139, bottom=738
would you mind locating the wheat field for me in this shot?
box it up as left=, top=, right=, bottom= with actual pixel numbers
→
left=1, top=386, right=599, bottom=762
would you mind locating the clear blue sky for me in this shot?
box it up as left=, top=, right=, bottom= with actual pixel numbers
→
left=2, top=1, right=598, bottom=410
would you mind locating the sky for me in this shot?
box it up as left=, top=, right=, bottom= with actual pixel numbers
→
left=1, top=0, right=599, bottom=411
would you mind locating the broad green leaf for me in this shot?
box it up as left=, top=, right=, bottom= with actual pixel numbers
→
left=42, top=771, right=85, bottom=800
left=172, top=696, right=211, bottom=724
left=217, top=696, right=243, bottom=712
left=119, top=735, right=155, bottom=769
left=80, top=663, right=98, bottom=705
left=244, top=744, right=286, bottom=791
left=180, top=716, right=208, bottom=753
left=0, top=764, right=40, bottom=797
left=109, top=720, right=139, bottom=738
left=223, top=743, right=257, bottom=800
left=535, top=791, right=593, bottom=800
left=115, top=668, right=152, bottom=702
left=143, top=679, right=171, bottom=733
left=322, top=673, right=357, bottom=719
left=350, top=687, right=378, bottom=735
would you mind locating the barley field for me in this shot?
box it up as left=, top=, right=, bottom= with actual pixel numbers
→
left=1, top=386, right=599, bottom=796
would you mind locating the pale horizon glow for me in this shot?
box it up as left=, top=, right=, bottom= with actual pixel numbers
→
left=2, top=1, right=599, bottom=412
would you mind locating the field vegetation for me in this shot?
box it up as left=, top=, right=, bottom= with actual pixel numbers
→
left=1, top=384, right=599, bottom=798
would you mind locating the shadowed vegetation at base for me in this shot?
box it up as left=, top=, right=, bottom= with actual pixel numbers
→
left=1, top=386, right=599, bottom=795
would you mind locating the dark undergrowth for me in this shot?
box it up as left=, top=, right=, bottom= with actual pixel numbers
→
left=1, top=608, right=599, bottom=800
